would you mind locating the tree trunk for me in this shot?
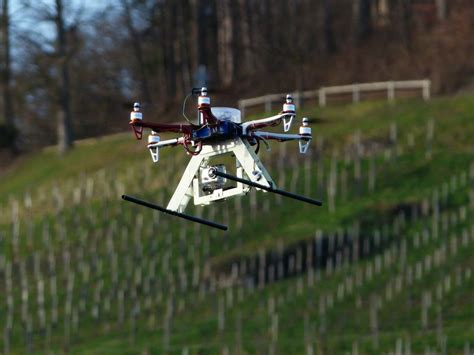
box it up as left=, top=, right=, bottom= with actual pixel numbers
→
left=217, top=0, right=234, bottom=87
left=189, top=0, right=199, bottom=70
left=173, top=1, right=184, bottom=98
left=435, top=0, right=447, bottom=20
left=238, top=0, right=253, bottom=75
left=55, top=0, right=73, bottom=154
left=149, top=2, right=167, bottom=102
left=354, top=0, right=372, bottom=45
left=400, top=0, right=412, bottom=49
left=160, top=0, right=177, bottom=106
left=0, top=0, right=18, bottom=154
left=121, top=0, right=151, bottom=104
left=322, top=0, right=336, bottom=54
left=1, top=0, right=13, bottom=126
left=175, top=0, right=191, bottom=97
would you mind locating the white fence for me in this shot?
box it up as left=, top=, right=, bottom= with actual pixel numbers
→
left=238, top=79, right=431, bottom=116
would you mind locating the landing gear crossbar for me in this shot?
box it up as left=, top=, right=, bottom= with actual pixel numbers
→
left=122, top=195, right=228, bottom=231
left=210, top=170, right=323, bottom=207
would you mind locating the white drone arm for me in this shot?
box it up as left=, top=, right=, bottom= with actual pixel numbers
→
left=146, top=137, right=185, bottom=163
left=250, top=131, right=301, bottom=141
left=147, top=137, right=184, bottom=149
left=250, top=116, right=312, bottom=154
left=241, top=113, right=293, bottom=135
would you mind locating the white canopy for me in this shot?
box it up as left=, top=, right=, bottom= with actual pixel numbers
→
left=211, top=107, right=241, bottom=123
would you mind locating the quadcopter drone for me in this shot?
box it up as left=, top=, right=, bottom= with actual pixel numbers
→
left=122, top=87, right=322, bottom=231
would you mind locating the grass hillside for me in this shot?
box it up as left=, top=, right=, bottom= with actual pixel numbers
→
left=0, top=95, right=473, bottom=354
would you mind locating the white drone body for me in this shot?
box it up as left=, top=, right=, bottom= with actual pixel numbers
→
left=124, top=88, right=320, bottom=230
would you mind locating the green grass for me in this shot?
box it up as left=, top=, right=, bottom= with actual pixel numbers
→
left=1, top=94, right=474, bottom=354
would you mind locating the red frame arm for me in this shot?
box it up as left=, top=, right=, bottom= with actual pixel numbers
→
left=131, top=121, right=195, bottom=134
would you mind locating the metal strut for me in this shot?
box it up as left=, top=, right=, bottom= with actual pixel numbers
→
left=210, top=170, right=323, bottom=207
left=122, top=195, right=228, bottom=231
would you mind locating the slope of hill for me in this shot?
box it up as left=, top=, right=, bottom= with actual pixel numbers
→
left=0, top=95, right=473, bottom=354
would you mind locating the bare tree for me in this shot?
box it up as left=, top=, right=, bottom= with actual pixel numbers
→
left=174, top=0, right=192, bottom=97
left=354, top=0, right=373, bottom=44
left=238, top=0, right=254, bottom=75
left=18, top=0, right=78, bottom=153
left=0, top=0, right=16, bottom=151
left=120, top=0, right=152, bottom=104
left=321, top=0, right=336, bottom=54
left=399, top=0, right=412, bottom=49
left=435, top=0, right=447, bottom=20
left=54, top=0, right=73, bottom=154
left=2, top=0, right=472, bottom=152
left=217, top=0, right=234, bottom=87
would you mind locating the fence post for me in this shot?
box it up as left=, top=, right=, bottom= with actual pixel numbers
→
left=352, top=84, right=360, bottom=103
left=387, top=81, right=395, bottom=102
left=319, top=88, right=326, bottom=107
left=293, top=91, right=302, bottom=108
left=265, top=96, right=272, bottom=114
left=423, top=80, right=431, bottom=100
left=238, top=101, right=245, bottom=119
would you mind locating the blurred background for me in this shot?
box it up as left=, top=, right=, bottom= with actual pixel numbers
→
left=0, top=0, right=473, bottom=354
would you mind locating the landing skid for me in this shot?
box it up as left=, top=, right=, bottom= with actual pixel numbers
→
left=122, top=194, right=228, bottom=231
left=211, top=170, right=323, bottom=207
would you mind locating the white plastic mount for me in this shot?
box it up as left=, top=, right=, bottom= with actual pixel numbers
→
left=298, top=138, right=311, bottom=154
left=166, top=137, right=275, bottom=213
left=283, top=115, right=294, bottom=132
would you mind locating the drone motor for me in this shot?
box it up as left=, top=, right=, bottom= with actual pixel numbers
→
left=298, top=117, right=312, bottom=154
left=130, top=102, right=143, bottom=139
left=147, top=131, right=161, bottom=163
